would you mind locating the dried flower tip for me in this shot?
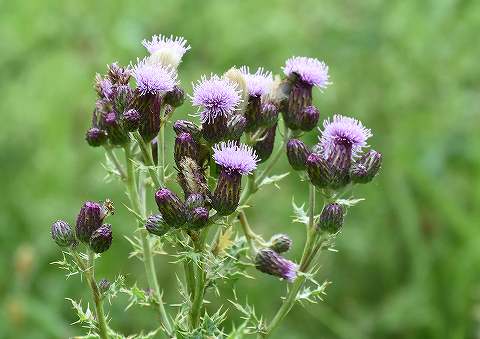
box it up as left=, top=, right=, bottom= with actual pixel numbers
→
left=255, top=249, right=297, bottom=282
left=269, top=234, right=292, bottom=254
left=286, top=139, right=311, bottom=171
left=351, top=150, right=382, bottom=184
left=317, top=203, right=344, bottom=234
left=142, top=34, right=190, bottom=68
left=283, top=56, right=330, bottom=88
left=51, top=220, right=76, bottom=248
left=213, top=141, right=258, bottom=175
left=89, top=224, right=113, bottom=253
left=132, top=57, right=177, bottom=96
left=145, top=214, right=170, bottom=237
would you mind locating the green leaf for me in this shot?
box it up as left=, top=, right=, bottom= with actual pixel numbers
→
left=336, top=198, right=365, bottom=207
left=292, top=197, right=309, bottom=225
left=258, top=172, right=290, bottom=189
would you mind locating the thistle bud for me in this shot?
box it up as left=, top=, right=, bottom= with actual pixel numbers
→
left=174, top=133, right=200, bottom=167
left=164, top=85, right=185, bottom=108
left=258, top=102, right=279, bottom=128
left=145, top=214, right=170, bottom=237
left=255, top=249, right=297, bottom=282
left=51, top=220, right=76, bottom=248
left=155, top=188, right=187, bottom=228
left=212, top=170, right=242, bottom=216
left=184, top=193, right=205, bottom=211
left=173, top=120, right=202, bottom=140
left=122, top=109, right=140, bottom=131
left=299, top=105, right=319, bottom=131
left=103, top=112, right=129, bottom=145
left=269, top=234, right=292, bottom=253
left=89, top=224, right=113, bottom=253
left=283, top=81, right=312, bottom=130
left=253, top=124, right=277, bottom=163
left=201, top=114, right=228, bottom=144
left=94, top=74, right=113, bottom=99
left=137, top=93, right=162, bottom=142
left=112, top=85, right=133, bottom=114
left=190, top=207, right=209, bottom=229
left=328, top=144, right=352, bottom=189
left=317, top=203, right=344, bottom=234
left=85, top=127, right=108, bottom=147
left=98, top=279, right=111, bottom=294
left=244, top=95, right=262, bottom=132
left=108, top=62, right=130, bottom=85
left=177, top=158, right=209, bottom=198
left=286, top=139, right=310, bottom=170
left=226, top=114, right=247, bottom=141
left=351, top=150, right=382, bottom=184
left=306, top=153, right=332, bottom=188
left=76, top=201, right=103, bottom=243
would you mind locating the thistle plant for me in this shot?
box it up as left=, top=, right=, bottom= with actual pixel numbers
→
left=50, top=34, right=382, bottom=338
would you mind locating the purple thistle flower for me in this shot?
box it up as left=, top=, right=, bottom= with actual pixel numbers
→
left=320, top=114, right=372, bottom=158
left=255, top=249, right=298, bottom=282
left=191, top=74, right=241, bottom=123
left=283, top=56, right=330, bottom=88
left=142, top=34, right=190, bottom=67
left=239, top=66, right=273, bottom=97
left=212, top=141, right=258, bottom=175
left=132, top=57, right=177, bottom=95
left=94, top=74, right=113, bottom=99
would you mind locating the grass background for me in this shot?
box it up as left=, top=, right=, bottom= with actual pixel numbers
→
left=1, top=0, right=480, bottom=338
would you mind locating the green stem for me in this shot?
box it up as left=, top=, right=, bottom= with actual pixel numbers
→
left=238, top=210, right=257, bottom=256
left=71, top=250, right=109, bottom=339
left=132, top=131, right=162, bottom=188
left=104, top=146, right=126, bottom=180
left=123, top=146, right=174, bottom=337
left=190, top=228, right=209, bottom=328
left=158, top=120, right=166, bottom=185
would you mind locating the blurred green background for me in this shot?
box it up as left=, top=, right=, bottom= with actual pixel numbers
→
left=1, top=0, right=480, bottom=338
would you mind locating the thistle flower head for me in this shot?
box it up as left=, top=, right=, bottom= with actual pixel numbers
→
left=320, top=114, right=372, bottom=158
left=191, top=74, right=241, bottom=123
left=255, top=249, right=298, bottom=282
left=132, top=57, right=177, bottom=95
left=213, top=141, right=258, bottom=175
left=283, top=56, right=330, bottom=88
left=239, top=66, right=273, bottom=97
left=142, top=34, right=190, bottom=68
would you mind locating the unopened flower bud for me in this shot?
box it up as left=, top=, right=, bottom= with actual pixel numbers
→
left=190, top=207, right=209, bottom=229
left=184, top=193, right=205, bottom=211
left=299, top=105, right=319, bottom=131
left=94, top=74, right=113, bottom=99
left=145, top=214, right=170, bottom=237
left=286, top=139, right=310, bottom=170
left=104, top=112, right=129, bottom=145
left=306, top=153, right=332, bottom=188
left=317, top=203, right=344, bottom=234
left=269, top=234, right=292, bottom=253
left=174, top=132, right=200, bottom=167
left=283, top=81, right=312, bottom=130
left=226, top=114, right=247, bottom=141
left=89, top=224, right=113, bottom=253
left=253, top=124, right=277, bottom=163
left=212, top=169, right=242, bottom=216
left=98, top=279, right=111, bottom=294
left=255, top=249, right=297, bottom=282
left=86, top=127, right=108, bottom=147
left=201, top=114, right=228, bottom=144
left=328, top=144, right=352, bottom=189
left=244, top=95, right=262, bottom=132
left=173, top=120, right=202, bottom=140
left=164, top=85, right=185, bottom=108
left=108, top=62, right=131, bottom=85
left=122, top=109, right=140, bottom=131
left=76, top=201, right=103, bottom=243
left=155, top=188, right=187, bottom=228
left=137, top=94, right=162, bottom=142
left=112, top=85, right=133, bottom=114
left=258, top=102, right=279, bottom=128
left=351, top=150, right=382, bottom=184
left=51, top=220, right=76, bottom=247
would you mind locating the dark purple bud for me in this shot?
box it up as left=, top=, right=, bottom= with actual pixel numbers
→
left=185, top=193, right=205, bottom=211
left=190, top=207, right=209, bottom=229
left=136, top=93, right=161, bottom=143
left=155, top=189, right=187, bottom=228
left=145, top=214, right=170, bottom=237
left=283, top=81, right=313, bottom=130
left=351, top=150, right=382, bottom=184
left=89, top=224, right=113, bottom=253
left=212, top=169, right=242, bottom=216
left=76, top=201, right=103, bottom=243
left=98, top=278, right=111, bottom=294
left=244, top=95, right=262, bottom=132
left=226, top=114, right=247, bottom=141
left=201, top=114, right=228, bottom=144
left=107, top=62, right=131, bottom=85
left=299, top=105, right=319, bottom=131
left=112, top=85, right=133, bottom=114
left=51, top=220, right=76, bottom=248
left=164, top=85, right=185, bottom=108
left=174, top=132, right=200, bottom=167
left=255, top=248, right=297, bottom=282
left=317, top=203, right=344, bottom=234
left=103, top=112, right=129, bottom=145
left=269, top=234, right=292, bottom=254
left=286, top=139, right=310, bottom=171
left=253, top=124, right=277, bottom=163
left=306, top=153, right=332, bottom=188
left=173, top=120, right=202, bottom=140
left=258, top=102, right=279, bottom=128
left=328, top=144, right=352, bottom=189
left=122, top=109, right=140, bottom=131
left=86, top=127, right=108, bottom=147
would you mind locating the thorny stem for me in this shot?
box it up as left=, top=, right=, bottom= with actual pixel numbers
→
left=190, top=228, right=209, bottom=328
left=123, top=146, right=174, bottom=337
left=71, top=249, right=109, bottom=339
